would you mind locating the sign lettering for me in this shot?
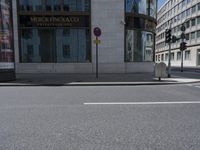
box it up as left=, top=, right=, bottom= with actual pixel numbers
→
left=20, top=15, right=89, bottom=28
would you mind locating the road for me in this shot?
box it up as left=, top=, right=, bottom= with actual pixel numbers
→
left=0, top=83, right=200, bottom=150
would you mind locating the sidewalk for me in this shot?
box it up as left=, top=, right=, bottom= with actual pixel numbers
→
left=0, top=72, right=200, bottom=86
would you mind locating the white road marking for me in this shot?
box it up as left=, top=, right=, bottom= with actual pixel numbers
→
left=84, top=101, right=200, bottom=105
left=186, top=84, right=193, bottom=87
left=195, top=86, right=200, bottom=89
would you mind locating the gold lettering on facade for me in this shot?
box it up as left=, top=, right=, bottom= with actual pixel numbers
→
left=30, top=16, right=80, bottom=24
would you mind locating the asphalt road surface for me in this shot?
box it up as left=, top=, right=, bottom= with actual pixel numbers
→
left=0, top=83, right=200, bottom=150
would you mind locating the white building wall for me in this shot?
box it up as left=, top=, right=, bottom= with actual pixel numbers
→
left=91, top=0, right=125, bottom=73
left=14, top=0, right=154, bottom=73
left=156, top=0, right=200, bottom=68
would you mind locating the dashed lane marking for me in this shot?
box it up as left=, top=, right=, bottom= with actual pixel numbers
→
left=84, top=101, right=200, bottom=105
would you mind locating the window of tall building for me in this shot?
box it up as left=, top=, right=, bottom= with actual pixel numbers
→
left=19, top=0, right=90, bottom=12
left=191, top=32, right=196, bottom=39
left=177, top=52, right=181, bottom=60
left=185, top=50, right=191, bottom=60
left=161, top=54, right=164, bottom=61
left=186, top=9, right=190, bottom=16
left=192, top=5, right=196, bottom=14
left=19, top=0, right=45, bottom=11
left=182, top=11, right=186, bottom=19
left=125, top=0, right=157, bottom=18
left=197, top=17, right=200, bottom=24
left=187, top=0, right=191, bottom=4
left=63, top=0, right=90, bottom=12
left=197, top=30, right=200, bottom=38
left=185, top=33, right=190, bottom=40
left=46, top=0, right=61, bottom=11
left=171, top=53, right=174, bottom=61
left=165, top=53, right=169, bottom=61
left=182, top=0, right=186, bottom=7
left=191, top=19, right=196, bottom=27
left=185, top=21, right=190, bottom=28
left=198, top=3, right=200, bottom=11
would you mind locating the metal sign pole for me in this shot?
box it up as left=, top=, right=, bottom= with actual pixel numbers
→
left=96, top=36, right=99, bottom=79
left=93, top=27, right=101, bottom=79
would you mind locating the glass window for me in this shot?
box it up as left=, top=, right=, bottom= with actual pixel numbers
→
left=19, top=0, right=44, bottom=11
left=19, top=0, right=90, bottom=12
left=198, top=3, right=200, bottom=11
left=182, top=0, right=186, bottom=7
left=20, top=28, right=90, bottom=63
left=125, top=30, right=154, bottom=62
left=125, top=0, right=157, bottom=18
left=185, top=33, right=190, bottom=40
left=185, top=50, right=191, bottom=60
left=191, top=19, right=196, bottom=26
left=161, top=54, right=164, bottom=61
left=171, top=53, right=174, bottom=61
left=182, top=11, right=185, bottom=19
left=46, top=0, right=61, bottom=11
left=165, top=53, right=169, bottom=61
left=187, top=0, right=191, bottom=4
left=192, top=5, right=196, bottom=14
left=186, top=9, right=190, bottom=16
left=177, top=52, right=181, bottom=60
left=125, top=0, right=148, bottom=15
left=197, top=30, right=200, bottom=38
left=191, top=32, right=196, bottom=39
left=63, top=0, right=90, bottom=12
left=197, top=17, right=200, bottom=24
left=185, top=21, right=190, bottom=28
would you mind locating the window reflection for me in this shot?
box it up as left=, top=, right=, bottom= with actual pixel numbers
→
left=19, top=0, right=44, bottom=11
left=126, top=30, right=154, bottom=62
left=126, top=0, right=157, bottom=18
left=46, top=0, right=61, bottom=11
left=126, top=0, right=148, bottom=15
left=19, top=0, right=90, bottom=12
left=20, top=28, right=90, bottom=63
left=63, top=0, right=90, bottom=12
left=149, top=0, right=157, bottom=18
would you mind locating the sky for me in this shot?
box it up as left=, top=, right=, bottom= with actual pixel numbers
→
left=158, top=0, right=165, bottom=9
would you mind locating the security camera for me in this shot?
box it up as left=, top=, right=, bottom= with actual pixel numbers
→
left=120, top=20, right=126, bottom=25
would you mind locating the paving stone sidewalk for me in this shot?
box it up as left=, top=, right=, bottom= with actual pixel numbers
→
left=0, top=72, right=200, bottom=86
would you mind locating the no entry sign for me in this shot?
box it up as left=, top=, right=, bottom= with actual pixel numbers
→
left=93, top=27, right=101, bottom=37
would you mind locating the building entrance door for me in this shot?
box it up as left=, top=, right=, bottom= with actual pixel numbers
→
left=39, top=29, right=55, bottom=62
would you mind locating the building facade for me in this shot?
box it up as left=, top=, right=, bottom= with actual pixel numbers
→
left=1, top=0, right=157, bottom=76
left=156, top=0, right=200, bottom=67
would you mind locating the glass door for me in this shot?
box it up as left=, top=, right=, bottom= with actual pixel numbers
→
left=39, top=29, right=55, bottom=62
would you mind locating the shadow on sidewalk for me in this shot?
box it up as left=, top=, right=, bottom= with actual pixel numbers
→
left=0, top=73, right=175, bottom=86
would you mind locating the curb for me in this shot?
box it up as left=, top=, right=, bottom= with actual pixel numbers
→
left=0, top=80, right=200, bottom=87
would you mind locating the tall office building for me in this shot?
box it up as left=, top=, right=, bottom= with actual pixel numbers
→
left=0, top=0, right=157, bottom=79
left=156, top=0, right=200, bottom=67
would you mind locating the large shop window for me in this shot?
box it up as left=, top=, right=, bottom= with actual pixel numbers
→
left=125, top=0, right=157, bottom=18
left=18, top=0, right=91, bottom=63
left=20, top=28, right=90, bottom=63
left=125, top=30, right=154, bottom=62
left=19, top=0, right=90, bottom=12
